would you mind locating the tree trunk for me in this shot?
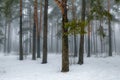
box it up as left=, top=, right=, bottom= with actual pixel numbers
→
left=37, top=0, right=43, bottom=58
left=87, top=2, right=91, bottom=57
left=61, top=0, right=69, bottom=72
left=78, top=0, right=86, bottom=65
left=87, top=23, right=90, bottom=57
left=71, top=0, right=77, bottom=57
left=7, top=20, right=11, bottom=54
left=29, top=3, right=32, bottom=54
left=19, top=0, right=23, bottom=60
left=42, top=0, right=48, bottom=63
left=37, top=0, right=42, bottom=58
left=54, top=0, right=69, bottom=72
left=32, top=0, right=38, bottom=60
left=4, top=19, right=7, bottom=55
left=108, top=0, right=112, bottom=56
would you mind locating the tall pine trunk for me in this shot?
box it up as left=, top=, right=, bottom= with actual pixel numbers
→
left=32, top=0, right=38, bottom=60
left=71, top=0, right=77, bottom=57
left=87, top=2, right=91, bottom=57
left=19, top=0, right=23, bottom=60
left=54, top=0, right=69, bottom=72
left=78, top=0, right=86, bottom=65
left=61, top=0, right=69, bottom=72
left=108, top=0, right=112, bottom=56
left=42, top=0, right=48, bottom=63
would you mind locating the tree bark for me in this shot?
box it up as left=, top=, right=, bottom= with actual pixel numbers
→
left=19, top=0, right=23, bottom=60
left=71, top=0, right=77, bottom=57
left=61, top=0, right=69, bottom=72
left=32, top=0, right=38, bottom=60
left=108, top=0, right=112, bottom=56
left=78, top=0, right=86, bottom=65
left=42, top=0, right=48, bottom=63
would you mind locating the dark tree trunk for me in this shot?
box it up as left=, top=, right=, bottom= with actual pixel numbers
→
left=78, top=0, right=86, bottom=65
left=108, top=0, right=112, bottom=56
left=42, top=0, right=48, bottom=63
left=37, top=34, right=40, bottom=58
left=32, top=0, right=38, bottom=60
left=87, top=23, right=90, bottom=57
left=32, top=22, right=36, bottom=60
left=87, top=2, right=90, bottom=57
left=37, top=0, right=42, bottom=58
left=108, top=20, right=112, bottom=56
left=61, top=0, right=69, bottom=72
left=71, top=0, right=77, bottom=57
left=19, top=0, right=23, bottom=60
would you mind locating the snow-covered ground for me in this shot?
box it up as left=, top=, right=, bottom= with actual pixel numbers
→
left=0, top=53, right=120, bottom=80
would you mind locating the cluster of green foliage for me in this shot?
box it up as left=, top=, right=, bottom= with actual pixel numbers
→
left=65, top=0, right=113, bottom=38
left=89, top=0, right=112, bottom=21
left=0, top=0, right=19, bottom=45
left=97, top=25, right=106, bottom=38
left=115, top=0, right=120, bottom=3
left=65, top=20, right=87, bottom=35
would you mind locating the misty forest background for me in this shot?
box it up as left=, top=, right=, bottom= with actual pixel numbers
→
left=0, top=0, right=120, bottom=72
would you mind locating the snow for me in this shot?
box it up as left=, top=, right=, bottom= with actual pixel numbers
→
left=0, top=53, right=120, bottom=80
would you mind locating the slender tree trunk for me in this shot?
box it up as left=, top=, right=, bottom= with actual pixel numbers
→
left=32, top=22, right=36, bottom=60
left=37, top=0, right=42, bottom=58
left=95, top=21, right=98, bottom=54
left=108, top=0, right=112, bottom=56
left=32, top=0, right=38, bottom=60
left=56, top=18, right=59, bottom=54
left=87, top=23, right=90, bottom=57
left=19, top=0, right=23, bottom=60
left=4, top=19, right=7, bottom=55
left=51, top=24, right=53, bottom=52
left=113, top=30, right=116, bottom=53
left=7, top=20, right=11, bottom=54
left=78, top=0, right=86, bottom=65
left=42, top=0, right=48, bottom=63
left=71, top=0, right=77, bottom=57
left=100, top=20, right=103, bottom=54
left=29, top=3, right=32, bottom=54
left=87, top=2, right=91, bottom=57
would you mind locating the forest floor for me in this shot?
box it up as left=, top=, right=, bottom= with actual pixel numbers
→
left=0, top=53, right=120, bottom=80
